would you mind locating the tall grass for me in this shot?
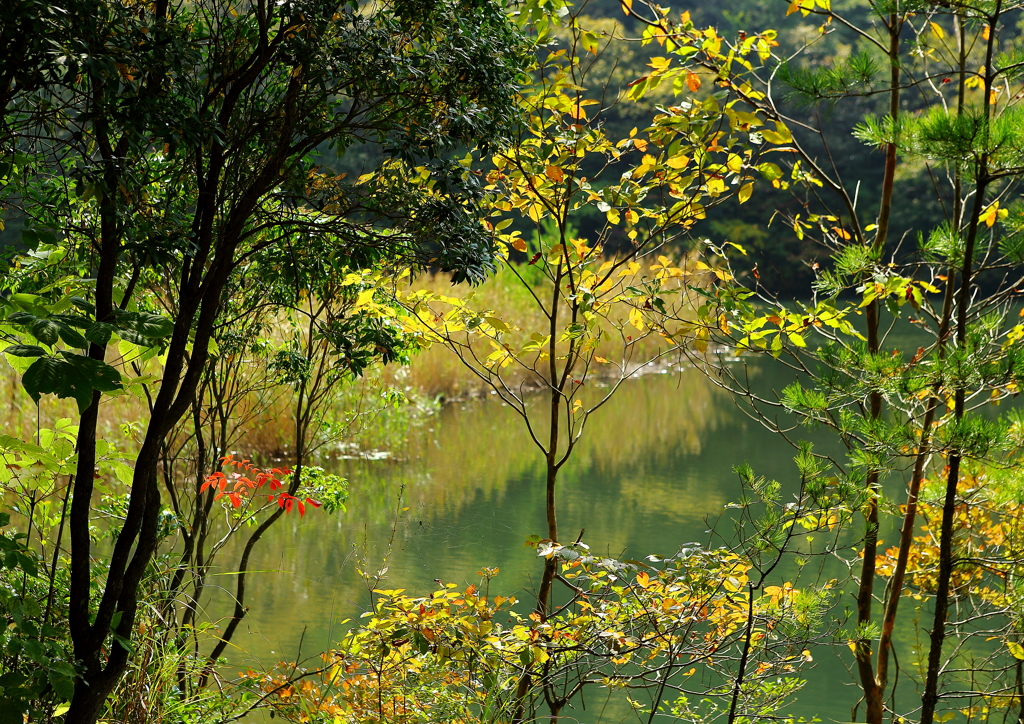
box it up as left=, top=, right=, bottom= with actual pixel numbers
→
left=1, top=259, right=701, bottom=456
left=384, top=262, right=698, bottom=400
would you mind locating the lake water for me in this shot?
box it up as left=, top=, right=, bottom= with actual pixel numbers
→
left=220, top=358, right=924, bottom=723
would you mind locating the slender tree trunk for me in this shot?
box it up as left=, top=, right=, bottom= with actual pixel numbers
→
left=920, top=6, right=999, bottom=717
left=855, top=15, right=901, bottom=723
left=536, top=263, right=564, bottom=620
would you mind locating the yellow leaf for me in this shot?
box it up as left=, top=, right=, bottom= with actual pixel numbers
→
left=571, top=399, right=583, bottom=414
left=629, top=307, right=645, bottom=331
left=983, top=24, right=991, bottom=40
left=980, top=202, right=1000, bottom=227
left=686, top=71, right=701, bottom=92
left=486, top=316, right=510, bottom=333
left=546, top=165, right=565, bottom=182
left=666, top=153, right=690, bottom=169
left=786, top=1, right=799, bottom=14
left=1008, top=641, right=1024, bottom=660
left=726, top=153, right=743, bottom=173
left=355, top=289, right=375, bottom=308
left=636, top=571, right=650, bottom=588
left=625, top=209, right=639, bottom=225
left=694, top=328, right=708, bottom=353
left=606, top=207, right=621, bottom=225
left=649, top=56, right=672, bottom=72
left=621, top=0, right=633, bottom=13
left=738, top=182, right=753, bottom=204
left=930, top=22, right=945, bottom=40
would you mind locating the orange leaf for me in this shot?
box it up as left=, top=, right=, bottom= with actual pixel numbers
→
left=686, top=71, right=701, bottom=92
left=546, top=165, right=565, bottom=182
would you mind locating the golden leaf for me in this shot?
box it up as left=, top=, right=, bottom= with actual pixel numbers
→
left=546, top=165, right=565, bottom=182
left=666, top=153, right=690, bottom=169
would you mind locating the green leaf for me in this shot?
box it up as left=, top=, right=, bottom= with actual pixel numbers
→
left=17, top=552, right=37, bottom=577
left=30, top=318, right=62, bottom=346
left=85, top=322, right=117, bottom=347
left=55, top=322, right=89, bottom=349
left=0, top=672, right=27, bottom=688
left=51, top=313, right=91, bottom=329
left=114, top=311, right=174, bottom=344
left=757, top=162, right=783, bottom=181
left=9, top=294, right=49, bottom=316
left=61, top=353, right=122, bottom=392
left=47, top=670, right=75, bottom=702
left=21, top=354, right=122, bottom=412
left=22, top=357, right=69, bottom=403
left=0, top=698, right=25, bottom=724
left=3, top=345, right=46, bottom=358
left=70, top=296, right=96, bottom=315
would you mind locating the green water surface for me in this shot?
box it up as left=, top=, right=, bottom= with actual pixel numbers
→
left=218, top=358, right=934, bottom=723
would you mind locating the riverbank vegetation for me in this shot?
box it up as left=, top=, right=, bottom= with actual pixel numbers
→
left=5, top=0, right=1024, bottom=722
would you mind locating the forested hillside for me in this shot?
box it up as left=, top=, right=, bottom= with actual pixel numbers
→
left=4, top=0, right=1024, bottom=723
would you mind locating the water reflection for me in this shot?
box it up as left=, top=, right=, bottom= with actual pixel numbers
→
left=212, top=361, right=857, bottom=721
